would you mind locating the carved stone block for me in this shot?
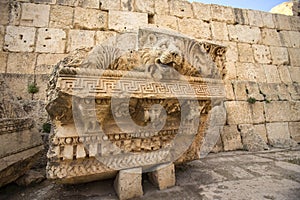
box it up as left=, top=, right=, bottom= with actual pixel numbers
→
left=36, top=28, right=66, bottom=53
left=74, top=7, right=108, bottom=30
left=114, top=168, right=143, bottom=200
left=20, top=3, right=50, bottom=27
left=228, top=25, right=261, bottom=44
left=67, top=30, right=95, bottom=52
left=148, top=163, right=175, bottom=190
left=49, top=5, right=74, bottom=29
left=4, top=26, right=35, bottom=52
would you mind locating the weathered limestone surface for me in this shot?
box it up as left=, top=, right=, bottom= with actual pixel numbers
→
left=0, top=76, right=43, bottom=187
left=266, top=122, right=297, bottom=148
left=148, top=163, right=175, bottom=190
left=108, top=11, right=147, bottom=32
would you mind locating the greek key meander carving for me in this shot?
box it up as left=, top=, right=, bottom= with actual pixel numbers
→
left=46, top=28, right=226, bottom=182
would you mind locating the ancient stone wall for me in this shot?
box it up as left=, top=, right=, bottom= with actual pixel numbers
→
left=0, top=0, right=299, bottom=151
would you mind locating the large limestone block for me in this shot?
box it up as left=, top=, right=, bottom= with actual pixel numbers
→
left=74, top=7, right=108, bottom=30
left=261, top=12, right=275, bottom=28
left=36, top=28, right=66, bottom=53
left=0, top=1, right=9, bottom=25
left=100, top=0, right=120, bottom=10
left=279, top=31, right=293, bottom=47
left=247, top=10, right=263, bottom=27
left=288, top=31, right=300, bottom=48
left=246, top=82, right=264, bottom=101
left=289, top=122, right=300, bottom=143
left=77, top=0, right=100, bottom=9
left=278, top=65, right=292, bottom=84
left=232, top=81, right=247, bottom=100
left=20, top=3, right=50, bottom=27
left=273, top=14, right=291, bottom=30
left=287, top=83, right=300, bottom=101
left=108, top=11, right=147, bottom=32
left=36, top=54, right=67, bottom=74
left=238, top=124, right=269, bottom=151
left=114, top=168, right=143, bottom=200
left=95, top=31, right=117, bottom=46
left=154, top=0, right=169, bottom=15
left=266, top=122, right=297, bottom=148
left=288, top=48, right=300, bottom=68
left=4, top=26, right=35, bottom=52
left=49, top=5, right=74, bottom=28
left=0, top=25, right=4, bottom=50
left=233, top=8, right=249, bottom=25
left=223, top=61, right=236, bottom=80
left=289, top=16, right=300, bottom=31
left=235, top=62, right=266, bottom=83
left=211, top=21, right=228, bottom=41
left=225, top=101, right=252, bottom=125
left=228, top=25, right=261, bottom=44
left=270, top=46, right=289, bottom=65
left=120, top=0, right=134, bottom=11
left=253, top=45, right=271, bottom=64
left=264, top=101, right=290, bottom=122
left=288, top=67, right=300, bottom=83
left=258, top=83, right=279, bottom=101
left=148, top=163, right=175, bottom=190
left=211, top=4, right=235, bottom=24
left=57, top=0, right=78, bottom=6
left=250, top=102, right=265, bottom=124
left=223, top=41, right=238, bottom=62
left=135, top=0, right=154, bottom=14
left=254, top=124, right=268, bottom=143
left=192, top=2, right=211, bottom=22
left=7, top=53, right=36, bottom=74
left=154, top=15, right=178, bottom=31
left=178, top=18, right=211, bottom=39
left=263, top=65, right=281, bottom=83
left=67, top=30, right=95, bottom=52
left=221, top=125, right=243, bottom=151
left=261, top=28, right=281, bottom=46
left=170, top=0, right=193, bottom=18
left=0, top=52, right=7, bottom=73
left=237, top=43, right=254, bottom=63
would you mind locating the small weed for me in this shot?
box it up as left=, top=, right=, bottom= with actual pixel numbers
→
left=28, top=83, right=39, bottom=94
left=42, top=123, right=51, bottom=133
left=247, top=97, right=256, bottom=104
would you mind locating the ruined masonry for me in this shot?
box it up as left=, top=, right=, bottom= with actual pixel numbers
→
left=0, top=0, right=299, bottom=193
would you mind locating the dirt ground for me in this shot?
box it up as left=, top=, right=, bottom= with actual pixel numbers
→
left=1, top=147, right=300, bottom=200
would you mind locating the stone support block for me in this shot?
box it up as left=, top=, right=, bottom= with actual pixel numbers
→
left=273, top=14, right=291, bottom=30
left=192, top=2, right=211, bottom=22
left=270, top=46, right=289, bottom=65
left=247, top=10, right=263, bottom=27
left=49, top=5, right=74, bottom=29
left=36, top=28, right=66, bottom=53
left=148, top=163, right=175, bottom=190
left=170, top=0, right=193, bottom=18
left=266, top=122, right=297, bottom=148
left=100, top=0, right=120, bottom=10
left=264, top=101, right=290, bottom=122
left=221, top=125, right=243, bottom=151
left=211, top=4, right=235, bottom=24
left=228, top=25, right=261, bottom=44
left=233, top=8, right=249, bottom=25
left=20, top=3, right=50, bottom=27
left=261, top=12, right=275, bottom=28
left=135, top=0, right=154, bottom=14
left=67, top=30, right=95, bottom=52
left=74, top=7, right=108, bottom=30
left=278, top=65, right=292, bottom=84
left=114, top=168, right=143, bottom=200
left=154, top=15, right=178, bottom=31
left=211, top=21, right=228, bottom=41
left=225, top=101, right=252, bottom=125
left=236, top=62, right=266, bottom=83
left=253, top=45, right=271, bottom=64
left=108, top=11, right=148, bottom=32
left=289, top=122, right=300, bottom=143
left=237, top=43, right=254, bottom=63
left=7, top=53, right=36, bottom=74
left=4, top=26, right=35, bottom=52
left=263, top=65, right=281, bottom=83
left=261, top=28, right=281, bottom=46
left=178, top=18, right=211, bottom=39
left=288, top=48, right=300, bottom=68
left=0, top=52, right=8, bottom=73
left=154, top=0, right=169, bottom=15
left=36, top=54, right=66, bottom=74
